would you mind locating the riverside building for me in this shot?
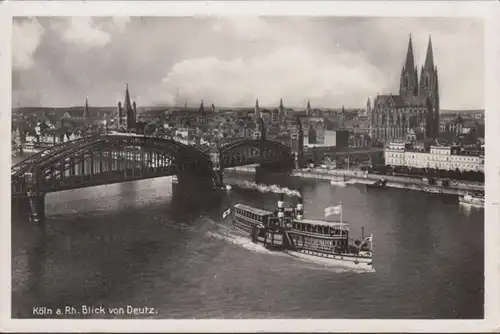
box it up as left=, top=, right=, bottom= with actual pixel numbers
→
left=384, top=141, right=484, bottom=172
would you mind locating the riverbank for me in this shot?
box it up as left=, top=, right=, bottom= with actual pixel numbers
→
left=224, top=165, right=483, bottom=196
left=291, top=168, right=483, bottom=196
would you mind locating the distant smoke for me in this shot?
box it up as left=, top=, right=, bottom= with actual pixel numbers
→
left=242, top=181, right=301, bottom=198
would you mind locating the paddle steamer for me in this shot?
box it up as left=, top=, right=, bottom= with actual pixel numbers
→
left=228, top=194, right=374, bottom=270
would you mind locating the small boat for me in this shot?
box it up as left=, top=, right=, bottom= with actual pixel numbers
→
left=423, top=187, right=442, bottom=194
left=330, top=178, right=347, bottom=187
left=459, top=193, right=484, bottom=207
left=366, top=179, right=387, bottom=189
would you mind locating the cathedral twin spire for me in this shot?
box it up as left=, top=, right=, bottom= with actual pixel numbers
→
left=404, top=34, right=416, bottom=71
left=423, top=35, right=434, bottom=70
left=400, top=34, right=436, bottom=99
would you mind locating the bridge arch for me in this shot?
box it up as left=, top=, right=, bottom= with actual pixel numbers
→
left=11, top=134, right=215, bottom=196
left=218, top=139, right=292, bottom=168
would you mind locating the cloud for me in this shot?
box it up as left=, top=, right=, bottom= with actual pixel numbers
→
left=162, top=46, right=387, bottom=108
left=12, top=18, right=45, bottom=70
left=212, top=17, right=272, bottom=39
left=52, top=17, right=131, bottom=48
left=12, top=17, right=484, bottom=110
left=60, top=17, right=112, bottom=47
left=110, top=17, right=131, bottom=32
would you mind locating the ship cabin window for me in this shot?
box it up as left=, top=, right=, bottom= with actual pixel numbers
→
left=298, top=223, right=306, bottom=231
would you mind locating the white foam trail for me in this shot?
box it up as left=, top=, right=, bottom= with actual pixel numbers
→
left=201, top=216, right=232, bottom=230
left=242, top=181, right=301, bottom=198
left=288, top=252, right=376, bottom=273
left=206, top=230, right=288, bottom=256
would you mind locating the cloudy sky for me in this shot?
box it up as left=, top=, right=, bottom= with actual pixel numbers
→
left=12, top=16, right=484, bottom=110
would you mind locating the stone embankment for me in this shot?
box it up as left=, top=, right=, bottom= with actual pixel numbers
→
left=291, top=168, right=484, bottom=196
left=189, top=165, right=484, bottom=196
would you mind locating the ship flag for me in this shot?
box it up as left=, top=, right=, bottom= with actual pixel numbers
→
left=324, top=203, right=342, bottom=218
left=222, top=208, right=231, bottom=219
left=361, top=234, right=373, bottom=246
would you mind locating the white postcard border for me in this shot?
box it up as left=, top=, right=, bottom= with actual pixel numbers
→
left=1, top=1, right=498, bottom=332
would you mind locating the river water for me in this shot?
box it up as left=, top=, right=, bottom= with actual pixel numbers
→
left=11, top=156, right=484, bottom=319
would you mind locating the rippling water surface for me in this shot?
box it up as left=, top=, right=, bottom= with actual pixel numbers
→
left=11, top=162, right=484, bottom=319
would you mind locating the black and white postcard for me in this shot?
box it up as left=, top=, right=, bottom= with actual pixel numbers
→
left=1, top=1, right=499, bottom=333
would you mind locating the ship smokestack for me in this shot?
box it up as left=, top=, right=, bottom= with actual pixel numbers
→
left=296, top=197, right=303, bottom=220
left=277, top=193, right=284, bottom=218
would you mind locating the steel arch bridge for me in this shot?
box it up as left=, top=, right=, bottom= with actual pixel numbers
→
left=11, top=134, right=293, bottom=223
left=11, top=134, right=215, bottom=197
left=216, top=138, right=292, bottom=169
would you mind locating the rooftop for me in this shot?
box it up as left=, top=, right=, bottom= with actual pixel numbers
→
left=233, top=203, right=273, bottom=216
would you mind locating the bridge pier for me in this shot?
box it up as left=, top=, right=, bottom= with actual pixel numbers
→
left=213, top=169, right=224, bottom=188
left=27, top=192, right=45, bottom=224
left=294, top=155, right=301, bottom=170
left=12, top=192, right=45, bottom=224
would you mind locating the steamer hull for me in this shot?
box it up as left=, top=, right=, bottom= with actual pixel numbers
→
left=284, top=249, right=374, bottom=271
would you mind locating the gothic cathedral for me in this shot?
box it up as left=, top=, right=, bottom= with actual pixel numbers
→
left=369, top=35, right=440, bottom=142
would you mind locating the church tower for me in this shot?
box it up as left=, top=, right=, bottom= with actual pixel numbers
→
left=198, top=100, right=207, bottom=125
left=419, top=36, right=440, bottom=138
left=399, top=35, right=419, bottom=97
left=254, top=98, right=260, bottom=120
left=278, top=98, right=285, bottom=123
left=83, top=98, right=89, bottom=120
left=123, top=84, right=136, bottom=131
left=306, top=100, right=311, bottom=116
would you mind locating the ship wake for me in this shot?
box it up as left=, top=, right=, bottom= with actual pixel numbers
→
left=206, top=230, right=288, bottom=256
left=202, top=217, right=288, bottom=256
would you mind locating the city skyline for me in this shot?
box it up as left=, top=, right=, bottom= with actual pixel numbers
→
left=13, top=17, right=484, bottom=110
